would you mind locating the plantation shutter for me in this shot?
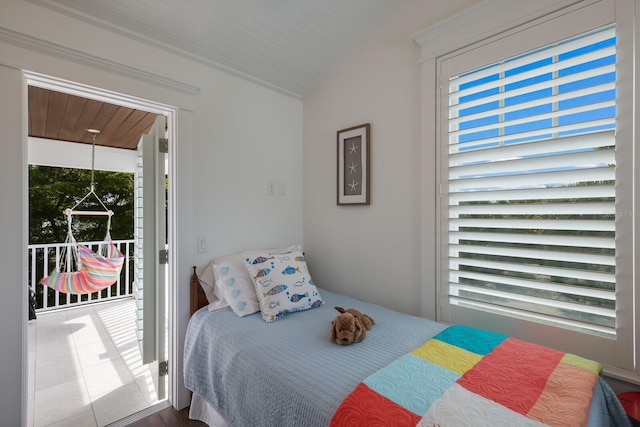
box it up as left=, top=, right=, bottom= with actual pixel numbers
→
left=444, top=25, right=616, bottom=337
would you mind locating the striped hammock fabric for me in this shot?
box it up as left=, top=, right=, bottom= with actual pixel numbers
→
left=40, top=242, right=125, bottom=294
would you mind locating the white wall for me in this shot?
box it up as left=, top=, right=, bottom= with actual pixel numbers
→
left=191, top=77, right=303, bottom=259
left=303, top=0, right=479, bottom=316
left=0, top=64, right=28, bottom=427
left=0, top=0, right=303, bottom=423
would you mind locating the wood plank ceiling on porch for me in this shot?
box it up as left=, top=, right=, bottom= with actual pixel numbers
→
left=28, top=85, right=159, bottom=150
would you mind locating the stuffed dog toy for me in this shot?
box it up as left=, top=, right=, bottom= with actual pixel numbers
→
left=330, top=306, right=375, bottom=345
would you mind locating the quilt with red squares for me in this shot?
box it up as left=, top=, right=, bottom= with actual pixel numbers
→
left=330, top=325, right=602, bottom=427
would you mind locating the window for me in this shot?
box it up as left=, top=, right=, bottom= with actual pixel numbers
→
left=444, top=26, right=617, bottom=337
left=435, top=0, right=637, bottom=373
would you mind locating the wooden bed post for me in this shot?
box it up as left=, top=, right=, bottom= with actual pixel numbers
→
left=190, top=266, right=208, bottom=315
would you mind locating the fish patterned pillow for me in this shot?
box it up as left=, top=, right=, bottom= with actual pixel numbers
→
left=244, top=250, right=323, bottom=322
left=212, top=261, right=260, bottom=317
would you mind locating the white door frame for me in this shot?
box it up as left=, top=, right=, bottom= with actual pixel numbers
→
left=24, top=70, right=178, bottom=410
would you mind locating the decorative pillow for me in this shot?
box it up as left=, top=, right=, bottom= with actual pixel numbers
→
left=212, top=261, right=260, bottom=317
left=202, top=246, right=302, bottom=314
left=198, top=260, right=229, bottom=311
left=244, top=250, right=323, bottom=322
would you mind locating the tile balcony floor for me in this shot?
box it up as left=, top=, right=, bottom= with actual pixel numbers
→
left=28, top=298, right=162, bottom=427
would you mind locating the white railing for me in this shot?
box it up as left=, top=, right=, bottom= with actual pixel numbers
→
left=28, top=239, right=135, bottom=312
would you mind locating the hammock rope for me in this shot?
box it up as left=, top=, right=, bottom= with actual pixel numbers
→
left=40, top=129, right=125, bottom=294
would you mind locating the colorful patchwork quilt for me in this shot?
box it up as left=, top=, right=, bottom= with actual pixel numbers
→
left=330, top=325, right=603, bottom=427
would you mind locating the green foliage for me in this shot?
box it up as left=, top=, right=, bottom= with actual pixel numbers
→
left=29, top=166, right=134, bottom=244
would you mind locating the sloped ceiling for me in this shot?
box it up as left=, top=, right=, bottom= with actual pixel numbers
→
left=30, top=0, right=411, bottom=98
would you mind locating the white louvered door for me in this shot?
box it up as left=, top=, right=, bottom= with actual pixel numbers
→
left=134, top=115, right=167, bottom=400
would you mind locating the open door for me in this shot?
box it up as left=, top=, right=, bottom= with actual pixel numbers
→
left=133, top=115, right=167, bottom=400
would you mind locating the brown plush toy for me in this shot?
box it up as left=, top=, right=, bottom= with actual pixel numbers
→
left=330, top=306, right=375, bottom=345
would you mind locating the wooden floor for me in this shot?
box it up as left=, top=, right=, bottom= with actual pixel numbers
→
left=128, top=406, right=208, bottom=427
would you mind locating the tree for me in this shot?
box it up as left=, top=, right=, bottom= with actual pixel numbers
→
left=29, top=165, right=134, bottom=244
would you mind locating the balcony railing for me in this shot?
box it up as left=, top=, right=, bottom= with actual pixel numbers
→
left=28, top=239, right=135, bottom=312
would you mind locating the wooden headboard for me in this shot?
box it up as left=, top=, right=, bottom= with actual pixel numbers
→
left=190, top=266, right=209, bottom=316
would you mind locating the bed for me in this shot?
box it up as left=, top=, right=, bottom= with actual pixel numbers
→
left=183, top=248, right=631, bottom=426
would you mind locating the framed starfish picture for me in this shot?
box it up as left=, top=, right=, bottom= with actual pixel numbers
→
left=337, top=123, right=370, bottom=205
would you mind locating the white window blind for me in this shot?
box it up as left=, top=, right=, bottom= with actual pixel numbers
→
left=445, top=25, right=616, bottom=337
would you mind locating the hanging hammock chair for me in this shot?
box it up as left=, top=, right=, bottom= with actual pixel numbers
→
left=40, top=206, right=125, bottom=294
left=40, top=129, right=125, bottom=294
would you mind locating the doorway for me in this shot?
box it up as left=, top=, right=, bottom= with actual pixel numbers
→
left=25, top=72, right=175, bottom=427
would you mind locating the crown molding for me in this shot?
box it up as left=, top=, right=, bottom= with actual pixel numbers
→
left=0, top=26, right=201, bottom=95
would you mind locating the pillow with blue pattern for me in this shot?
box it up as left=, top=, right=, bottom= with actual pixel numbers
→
left=244, top=250, right=323, bottom=322
left=212, top=261, right=260, bottom=317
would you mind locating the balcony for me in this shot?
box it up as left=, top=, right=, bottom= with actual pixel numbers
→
left=27, top=240, right=161, bottom=427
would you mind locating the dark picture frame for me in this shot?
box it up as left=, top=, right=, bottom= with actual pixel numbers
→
left=337, top=123, right=370, bottom=205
